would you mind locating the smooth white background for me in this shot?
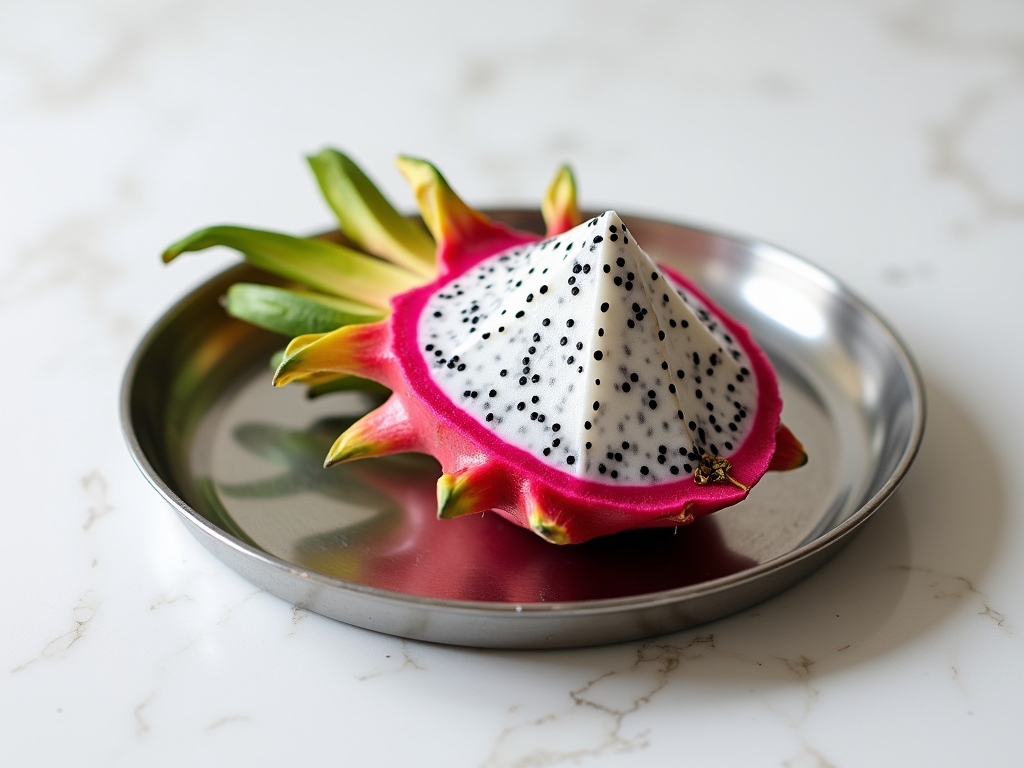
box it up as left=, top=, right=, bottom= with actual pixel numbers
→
left=2, top=1, right=1021, bottom=765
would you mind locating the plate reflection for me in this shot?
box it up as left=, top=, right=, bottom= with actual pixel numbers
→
left=217, top=416, right=757, bottom=603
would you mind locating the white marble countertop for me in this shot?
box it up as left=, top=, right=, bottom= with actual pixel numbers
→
left=3, top=0, right=1022, bottom=765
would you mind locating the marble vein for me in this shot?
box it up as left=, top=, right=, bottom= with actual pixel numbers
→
left=10, top=592, right=99, bottom=673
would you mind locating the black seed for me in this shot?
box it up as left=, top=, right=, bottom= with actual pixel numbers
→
left=552, top=423, right=561, bottom=432
left=560, top=337, right=568, bottom=346
left=696, top=389, right=703, bottom=399
left=552, top=438, right=560, bottom=447
left=670, top=466, right=679, bottom=475
left=601, top=302, right=610, bottom=312
left=622, top=441, right=630, bottom=449
left=659, top=445, right=667, bottom=454
left=724, top=441, right=733, bottom=450
left=576, top=341, right=583, bottom=350
left=706, top=403, right=714, bottom=411
left=517, top=402, right=525, bottom=411
left=532, top=374, right=540, bottom=383
left=594, top=351, right=603, bottom=361
left=425, top=344, right=434, bottom=351
left=526, top=293, right=534, bottom=302
left=658, top=331, right=665, bottom=340
left=489, top=389, right=497, bottom=397
left=611, top=470, right=618, bottom=478
left=566, top=455, right=576, bottom=465
left=630, top=373, right=639, bottom=382
left=627, top=319, right=635, bottom=328
left=515, top=310, right=525, bottom=318
left=614, top=276, right=623, bottom=286
left=540, top=285, right=548, bottom=294
left=657, top=455, right=666, bottom=464
left=624, top=281, right=633, bottom=290
left=683, top=463, right=692, bottom=473
left=567, top=356, right=575, bottom=364
left=457, top=364, right=466, bottom=371
left=584, top=421, right=592, bottom=429
left=599, top=464, right=607, bottom=474
left=593, top=236, right=603, bottom=244
left=640, top=466, right=649, bottom=475
left=649, top=400, right=658, bottom=410
left=615, top=452, right=623, bottom=461
left=616, top=257, right=625, bottom=267
left=661, top=361, right=668, bottom=370
left=669, top=384, right=676, bottom=394
left=519, top=377, right=527, bottom=385
left=603, top=264, right=610, bottom=273
left=622, top=382, right=631, bottom=392
left=433, top=311, right=442, bottom=318
left=542, top=318, right=551, bottom=326
left=543, top=447, right=551, bottom=456
left=486, top=413, right=494, bottom=422
left=531, top=395, right=539, bottom=403
left=566, top=319, right=574, bottom=328
left=482, top=333, right=490, bottom=339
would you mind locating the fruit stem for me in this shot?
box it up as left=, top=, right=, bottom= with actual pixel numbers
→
left=693, top=454, right=749, bottom=492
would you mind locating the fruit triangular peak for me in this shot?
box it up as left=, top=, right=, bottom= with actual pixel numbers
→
left=417, top=211, right=772, bottom=487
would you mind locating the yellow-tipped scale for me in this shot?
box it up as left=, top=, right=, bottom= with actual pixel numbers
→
left=395, top=156, right=499, bottom=251
left=527, top=504, right=570, bottom=546
left=435, top=465, right=505, bottom=520
left=274, top=321, right=392, bottom=388
left=541, top=165, right=582, bottom=236
left=324, top=396, right=420, bottom=467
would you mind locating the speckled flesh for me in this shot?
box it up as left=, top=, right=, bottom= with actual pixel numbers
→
left=419, top=212, right=760, bottom=486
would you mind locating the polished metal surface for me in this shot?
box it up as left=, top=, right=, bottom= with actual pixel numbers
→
left=121, top=211, right=925, bottom=648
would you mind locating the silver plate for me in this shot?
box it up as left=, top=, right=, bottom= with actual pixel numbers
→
left=121, top=211, right=924, bottom=649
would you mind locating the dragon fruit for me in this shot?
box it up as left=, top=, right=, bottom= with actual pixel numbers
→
left=165, top=150, right=805, bottom=544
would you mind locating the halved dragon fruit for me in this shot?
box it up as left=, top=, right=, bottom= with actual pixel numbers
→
left=165, top=150, right=805, bottom=544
